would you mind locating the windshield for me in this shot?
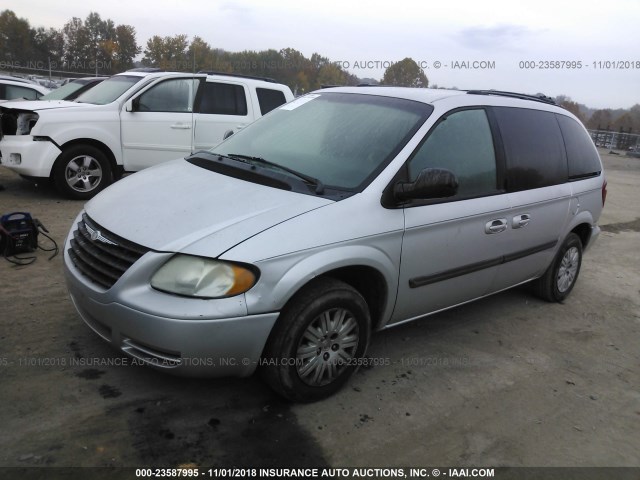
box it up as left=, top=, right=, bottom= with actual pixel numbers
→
left=209, top=92, right=432, bottom=191
left=40, top=81, right=86, bottom=100
left=74, top=75, right=142, bottom=105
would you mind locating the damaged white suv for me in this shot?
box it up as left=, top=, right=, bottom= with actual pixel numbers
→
left=0, top=69, right=293, bottom=199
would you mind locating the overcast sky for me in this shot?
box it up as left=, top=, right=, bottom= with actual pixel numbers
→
left=4, top=0, right=639, bottom=109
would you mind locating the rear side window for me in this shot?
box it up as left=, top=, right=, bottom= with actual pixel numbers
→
left=256, top=88, right=287, bottom=115
left=555, top=114, right=601, bottom=179
left=199, top=82, right=248, bottom=116
left=494, top=107, right=567, bottom=191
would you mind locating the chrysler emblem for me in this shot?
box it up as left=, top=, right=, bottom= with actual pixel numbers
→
left=85, top=223, right=117, bottom=246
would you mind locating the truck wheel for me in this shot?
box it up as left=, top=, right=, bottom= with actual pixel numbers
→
left=53, top=145, right=113, bottom=200
left=532, top=233, right=583, bottom=302
left=261, top=278, right=371, bottom=402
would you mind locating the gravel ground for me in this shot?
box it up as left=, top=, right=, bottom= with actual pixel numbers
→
left=0, top=151, right=638, bottom=471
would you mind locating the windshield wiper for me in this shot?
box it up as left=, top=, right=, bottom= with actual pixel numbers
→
left=226, top=153, right=325, bottom=194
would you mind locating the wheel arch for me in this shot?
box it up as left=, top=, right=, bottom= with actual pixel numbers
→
left=249, top=245, right=398, bottom=334
left=52, top=138, right=120, bottom=180
left=571, top=222, right=594, bottom=250
left=314, top=265, right=388, bottom=331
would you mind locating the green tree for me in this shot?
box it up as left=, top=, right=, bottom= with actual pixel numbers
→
left=612, top=113, right=637, bottom=132
left=0, top=10, right=32, bottom=64
left=84, top=12, right=116, bottom=70
left=62, top=17, right=91, bottom=70
left=316, top=63, right=348, bottom=87
left=113, top=25, right=140, bottom=71
left=587, top=109, right=613, bottom=130
left=187, top=36, right=212, bottom=72
left=559, top=99, right=587, bottom=123
left=142, top=34, right=189, bottom=70
left=381, top=57, right=428, bottom=87
left=32, top=27, right=64, bottom=66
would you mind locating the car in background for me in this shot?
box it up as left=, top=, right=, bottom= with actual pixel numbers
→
left=0, top=78, right=49, bottom=102
left=0, top=75, right=40, bottom=85
left=0, top=69, right=294, bottom=199
left=39, top=77, right=107, bottom=101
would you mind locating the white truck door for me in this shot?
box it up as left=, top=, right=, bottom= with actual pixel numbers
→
left=121, top=76, right=200, bottom=171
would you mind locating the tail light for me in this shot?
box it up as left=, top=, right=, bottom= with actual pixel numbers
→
left=602, top=178, right=607, bottom=206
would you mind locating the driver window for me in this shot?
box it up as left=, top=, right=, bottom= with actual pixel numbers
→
left=408, top=109, right=498, bottom=198
left=136, top=78, right=197, bottom=113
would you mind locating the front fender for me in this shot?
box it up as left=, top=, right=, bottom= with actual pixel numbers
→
left=242, top=240, right=401, bottom=328
left=36, top=114, right=122, bottom=165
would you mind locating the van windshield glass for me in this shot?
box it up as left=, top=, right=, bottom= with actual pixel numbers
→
left=209, top=92, right=432, bottom=191
left=74, top=75, right=142, bottom=105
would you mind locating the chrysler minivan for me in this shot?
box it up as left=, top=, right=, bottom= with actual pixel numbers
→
left=63, top=87, right=606, bottom=401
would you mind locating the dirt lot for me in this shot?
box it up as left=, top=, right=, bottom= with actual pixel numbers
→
left=0, top=151, right=638, bottom=471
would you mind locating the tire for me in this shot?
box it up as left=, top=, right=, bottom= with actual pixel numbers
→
left=261, top=278, right=371, bottom=402
left=532, top=233, right=583, bottom=302
left=53, top=145, right=113, bottom=200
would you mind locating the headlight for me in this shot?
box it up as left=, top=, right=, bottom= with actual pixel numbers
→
left=150, top=255, right=257, bottom=298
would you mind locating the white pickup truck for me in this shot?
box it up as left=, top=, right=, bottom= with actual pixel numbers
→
left=0, top=69, right=294, bottom=199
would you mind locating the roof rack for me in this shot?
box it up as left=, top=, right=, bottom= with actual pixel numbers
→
left=466, top=89, right=557, bottom=105
left=197, top=71, right=277, bottom=83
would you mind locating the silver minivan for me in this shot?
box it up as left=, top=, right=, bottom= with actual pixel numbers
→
left=63, top=87, right=606, bottom=401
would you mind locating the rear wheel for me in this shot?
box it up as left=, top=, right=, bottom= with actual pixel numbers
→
left=261, top=278, right=371, bottom=402
left=53, top=145, right=113, bottom=200
left=532, top=233, right=583, bottom=302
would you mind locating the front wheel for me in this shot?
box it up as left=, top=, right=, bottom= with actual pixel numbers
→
left=532, top=233, right=583, bottom=302
left=261, top=278, right=371, bottom=402
left=53, top=145, right=113, bottom=200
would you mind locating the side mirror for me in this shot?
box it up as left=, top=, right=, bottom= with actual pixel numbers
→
left=223, top=130, right=234, bottom=140
left=394, top=168, right=458, bottom=201
left=125, top=98, right=135, bottom=112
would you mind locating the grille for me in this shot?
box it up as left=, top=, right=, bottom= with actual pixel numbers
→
left=68, top=213, right=150, bottom=289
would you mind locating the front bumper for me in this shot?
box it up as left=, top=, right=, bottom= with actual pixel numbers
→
left=63, top=229, right=279, bottom=378
left=0, top=135, right=61, bottom=177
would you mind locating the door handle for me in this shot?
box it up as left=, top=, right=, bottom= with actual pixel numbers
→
left=513, top=214, right=531, bottom=229
left=485, top=218, right=507, bottom=234
left=170, top=123, right=192, bottom=129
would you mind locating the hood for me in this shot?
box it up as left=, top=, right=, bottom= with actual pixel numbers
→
left=85, top=160, right=333, bottom=256
left=0, top=99, right=86, bottom=112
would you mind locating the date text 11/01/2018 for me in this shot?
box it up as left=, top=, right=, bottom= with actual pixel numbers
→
left=518, top=60, right=640, bottom=69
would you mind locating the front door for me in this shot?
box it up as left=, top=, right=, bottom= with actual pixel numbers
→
left=121, top=77, right=200, bottom=171
left=392, top=108, right=510, bottom=323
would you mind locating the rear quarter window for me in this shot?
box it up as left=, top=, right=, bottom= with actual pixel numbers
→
left=494, top=107, right=568, bottom=191
left=199, top=82, right=248, bottom=116
left=256, top=88, right=287, bottom=115
left=555, top=114, right=602, bottom=179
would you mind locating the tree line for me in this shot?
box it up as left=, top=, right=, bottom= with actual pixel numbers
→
left=0, top=9, right=427, bottom=93
left=1, top=8, right=638, bottom=130
left=557, top=96, right=640, bottom=133
left=0, top=10, right=140, bottom=73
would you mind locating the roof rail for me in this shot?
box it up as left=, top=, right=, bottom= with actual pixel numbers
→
left=197, top=71, right=277, bottom=83
left=466, top=89, right=557, bottom=105
left=126, top=67, right=164, bottom=73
